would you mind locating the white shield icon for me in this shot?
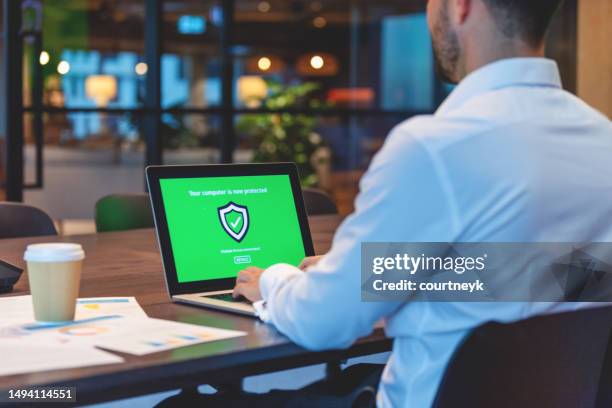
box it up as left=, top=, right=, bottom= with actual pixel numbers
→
left=218, top=202, right=250, bottom=242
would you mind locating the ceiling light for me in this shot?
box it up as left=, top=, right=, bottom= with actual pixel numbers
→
left=57, top=60, right=70, bottom=75
left=296, top=53, right=338, bottom=76
left=257, top=1, right=271, bottom=13
left=310, top=55, right=324, bottom=70
left=313, top=16, right=327, bottom=28
left=257, top=57, right=272, bottom=71
left=135, top=62, right=148, bottom=76
left=310, top=1, right=322, bottom=12
left=39, top=51, right=50, bottom=65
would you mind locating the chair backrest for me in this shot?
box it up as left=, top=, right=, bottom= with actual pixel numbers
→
left=95, top=193, right=154, bottom=233
left=302, top=188, right=338, bottom=215
left=433, top=306, right=612, bottom=408
left=0, top=202, right=57, bottom=239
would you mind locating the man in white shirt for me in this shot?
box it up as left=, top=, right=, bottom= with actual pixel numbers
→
left=233, top=0, right=612, bottom=406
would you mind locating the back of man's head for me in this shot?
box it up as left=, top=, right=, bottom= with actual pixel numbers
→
left=428, top=0, right=564, bottom=83
left=482, top=0, right=563, bottom=46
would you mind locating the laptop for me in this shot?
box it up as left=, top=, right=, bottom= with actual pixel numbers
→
left=146, top=163, right=315, bottom=316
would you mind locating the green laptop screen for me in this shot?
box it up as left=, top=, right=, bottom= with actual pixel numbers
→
left=159, top=174, right=306, bottom=283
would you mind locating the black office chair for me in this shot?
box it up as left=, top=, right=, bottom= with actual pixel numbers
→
left=156, top=363, right=384, bottom=408
left=433, top=306, right=612, bottom=408
left=0, top=202, right=57, bottom=239
left=302, top=188, right=338, bottom=215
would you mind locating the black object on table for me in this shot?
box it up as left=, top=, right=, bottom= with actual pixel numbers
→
left=0, top=259, right=23, bottom=293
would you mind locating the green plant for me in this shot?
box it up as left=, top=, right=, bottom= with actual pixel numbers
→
left=236, top=81, right=327, bottom=187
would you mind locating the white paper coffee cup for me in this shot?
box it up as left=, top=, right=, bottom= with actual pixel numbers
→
left=24, top=243, right=85, bottom=323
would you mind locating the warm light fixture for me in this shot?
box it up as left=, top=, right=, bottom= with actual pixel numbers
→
left=246, top=55, right=285, bottom=74
left=310, top=1, right=322, bottom=12
left=57, top=60, right=70, bottom=75
left=257, top=57, right=272, bottom=71
left=296, top=53, right=339, bottom=76
left=85, top=75, right=118, bottom=107
left=310, top=55, right=325, bottom=70
left=135, top=62, right=148, bottom=76
left=257, top=1, right=271, bottom=13
left=237, top=76, right=268, bottom=108
left=39, top=51, right=50, bottom=65
left=313, top=16, right=327, bottom=28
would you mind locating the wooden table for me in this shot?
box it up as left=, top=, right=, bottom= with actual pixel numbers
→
left=0, top=215, right=391, bottom=405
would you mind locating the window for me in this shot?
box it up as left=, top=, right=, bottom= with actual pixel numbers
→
left=4, top=0, right=578, bottom=216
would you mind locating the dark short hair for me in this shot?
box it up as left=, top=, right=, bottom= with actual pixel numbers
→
left=482, top=0, right=564, bottom=45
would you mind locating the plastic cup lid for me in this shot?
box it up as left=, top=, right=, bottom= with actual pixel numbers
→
left=24, top=243, right=85, bottom=263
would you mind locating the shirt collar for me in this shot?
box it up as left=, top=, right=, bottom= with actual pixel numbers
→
left=436, top=58, right=563, bottom=116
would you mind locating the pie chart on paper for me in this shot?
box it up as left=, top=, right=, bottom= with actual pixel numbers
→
left=58, top=325, right=109, bottom=336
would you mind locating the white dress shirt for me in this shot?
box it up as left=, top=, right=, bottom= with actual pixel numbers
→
left=256, top=58, right=612, bottom=407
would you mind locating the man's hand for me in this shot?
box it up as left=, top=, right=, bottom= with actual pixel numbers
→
left=232, top=266, right=264, bottom=302
left=233, top=256, right=325, bottom=302
left=298, top=255, right=324, bottom=271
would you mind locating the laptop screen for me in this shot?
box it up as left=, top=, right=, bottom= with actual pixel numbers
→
left=159, top=174, right=307, bottom=283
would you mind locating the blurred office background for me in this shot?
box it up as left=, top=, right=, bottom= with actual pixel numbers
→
left=0, top=0, right=610, bottom=233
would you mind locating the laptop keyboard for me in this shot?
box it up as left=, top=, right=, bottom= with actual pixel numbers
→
left=204, top=293, right=251, bottom=304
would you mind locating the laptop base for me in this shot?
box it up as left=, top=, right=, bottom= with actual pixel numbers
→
left=173, top=291, right=256, bottom=317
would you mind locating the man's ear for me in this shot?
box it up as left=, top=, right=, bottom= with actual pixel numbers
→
left=452, top=0, right=471, bottom=25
